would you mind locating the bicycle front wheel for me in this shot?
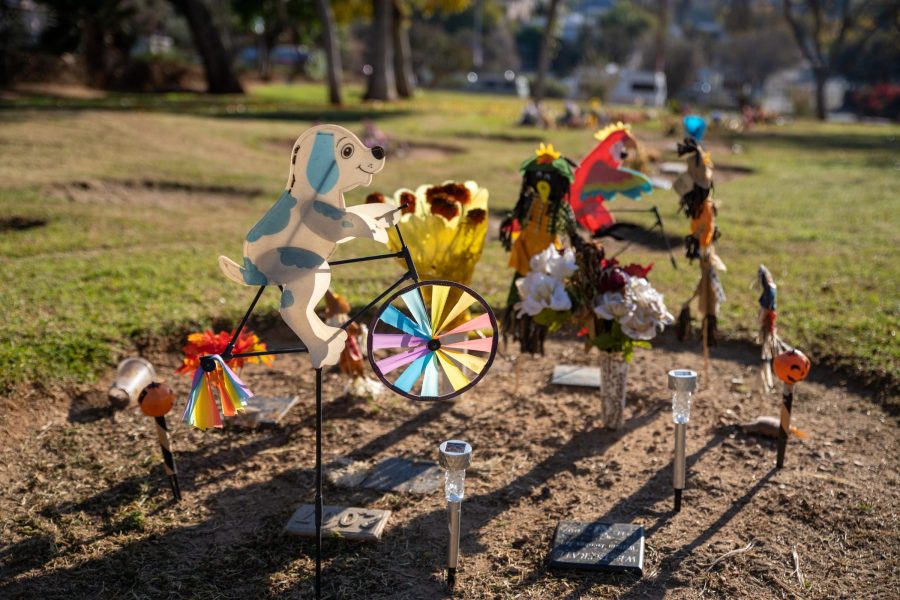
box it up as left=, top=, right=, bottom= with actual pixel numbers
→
left=367, top=280, right=498, bottom=401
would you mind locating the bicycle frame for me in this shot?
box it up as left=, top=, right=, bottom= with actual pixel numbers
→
left=202, top=219, right=419, bottom=371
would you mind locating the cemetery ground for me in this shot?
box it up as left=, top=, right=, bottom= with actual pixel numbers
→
left=0, top=85, right=898, bottom=598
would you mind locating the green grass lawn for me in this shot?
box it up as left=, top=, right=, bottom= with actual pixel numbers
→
left=1, top=84, right=897, bottom=392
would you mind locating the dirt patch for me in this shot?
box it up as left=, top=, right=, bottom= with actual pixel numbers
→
left=47, top=179, right=261, bottom=207
left=0, top=216, right=47, bottom=232
left=0, top=331, right=896, bottom=599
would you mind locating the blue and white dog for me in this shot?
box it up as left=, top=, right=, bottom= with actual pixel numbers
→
left=219, top=124, right=399, bottom=368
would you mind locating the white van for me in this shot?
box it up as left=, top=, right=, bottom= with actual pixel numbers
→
left=608, top=69, right=667, bottom=107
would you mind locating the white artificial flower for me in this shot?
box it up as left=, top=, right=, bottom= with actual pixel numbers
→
left=529, top=246, right=555, bottom=276
left=515, top=272, right=571, bottom=317
left=549, top=282, right=573, bottom=311
left=594, top=290, right=635, bottom=321
left=547, top=247, right=578, bottom=280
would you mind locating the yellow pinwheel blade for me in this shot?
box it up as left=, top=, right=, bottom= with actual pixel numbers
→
left=442, top=348, right=487, bottom=374
left=430, top=284, right=449, bottom=334
left=436, top=350, right=471, bottom=391
left=435, top=290, right=477, bottom=335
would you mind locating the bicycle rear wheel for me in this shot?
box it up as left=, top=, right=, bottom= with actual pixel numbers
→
left=367, top=280, right=498, bottom=401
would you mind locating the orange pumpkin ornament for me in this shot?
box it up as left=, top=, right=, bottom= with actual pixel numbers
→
left=139, top=382, right=176, bottom=417
left=773, top=349, right=811, bottom=385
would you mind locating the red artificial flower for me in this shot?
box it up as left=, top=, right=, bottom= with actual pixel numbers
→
left=399, top=191, right=416, bottom=214
left=597, top=267, right=627, bottom=293
left=623, top=262, right=654, bottom=279
left=365, top=192, right=386, bottom=204
left=428, top=194, right=461, bottom=220
left=426, top=183, right=471, bottom=206
left=467, top=208, right=487, bottom=226
left=176, top=329, right=273, bottom=375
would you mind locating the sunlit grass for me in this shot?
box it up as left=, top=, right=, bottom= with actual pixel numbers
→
left=0, top=84, right=897, bottom=391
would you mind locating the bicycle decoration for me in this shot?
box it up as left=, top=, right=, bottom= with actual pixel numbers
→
left=672, top=116, right=726, bottom=381
left=568, top=122, right=653, bottom=233
left=568, top=236, right=673, bottom=429
left=500, top=143, right=576, bottom=354
left=181, top=124, right=498, bottom=598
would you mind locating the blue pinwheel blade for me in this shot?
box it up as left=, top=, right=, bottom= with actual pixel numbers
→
left=421, top=353, right=440, bottom=397
left=394, top=351, right=432, bottom=393
left=380, top=305, right=430, bottom=338
left=401, top=289, right=432, bottom=336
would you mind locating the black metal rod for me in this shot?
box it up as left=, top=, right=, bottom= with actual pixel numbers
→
left=340, top=271, right=413, bottom=330
left=227, top=346, right=309, bottom=359
left=154, top=415, right=181, bottom=502
left=447, top=567, right=456, bottom=590
left=652, top=205, right=678, bottom=270
left=330, top=250, right=405, bottom=266
left=222, top=285, right=267, bottom=358
left=315, top=367, right=323, bottom=600
left=776, top=385, right=794, bottom=469
left=674, top=489, right=682, bottom=512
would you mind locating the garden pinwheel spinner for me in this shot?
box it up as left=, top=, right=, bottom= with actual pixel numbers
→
left=369, top=280, right=497, bottom=401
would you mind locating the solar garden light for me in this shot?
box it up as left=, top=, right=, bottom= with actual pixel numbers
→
left=438, top=439, right=473, bottom=589
left=668, top=369, right=697, bottom=512
left=108, top=357, right=156, bottom=407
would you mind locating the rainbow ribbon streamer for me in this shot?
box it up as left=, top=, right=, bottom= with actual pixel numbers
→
left=182, top=355, right=254, bottom=430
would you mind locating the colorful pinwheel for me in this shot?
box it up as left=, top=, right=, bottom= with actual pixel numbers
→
left=368, top=281, right=498, bottom=400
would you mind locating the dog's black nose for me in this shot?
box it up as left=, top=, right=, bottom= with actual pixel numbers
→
left=371, top=146, right=385, bottom=160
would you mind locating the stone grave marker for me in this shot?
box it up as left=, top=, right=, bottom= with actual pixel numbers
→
left=551, top=365, right=601, bottom=388
left=284, top=505, right=391, bottom=541
left=549, top=521, right=645, bottom=575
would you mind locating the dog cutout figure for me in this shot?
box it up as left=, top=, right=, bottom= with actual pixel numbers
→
left=219, top=124, right=399, bottom=368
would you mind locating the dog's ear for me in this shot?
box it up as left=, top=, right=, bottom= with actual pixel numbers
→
left=306, top=132, right=339, bottom=194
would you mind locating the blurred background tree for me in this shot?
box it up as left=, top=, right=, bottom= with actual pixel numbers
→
left=1, top=0, right=897, bottom=119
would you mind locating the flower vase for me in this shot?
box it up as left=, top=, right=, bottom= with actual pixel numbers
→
left=599, top=351, right=629, bottom=430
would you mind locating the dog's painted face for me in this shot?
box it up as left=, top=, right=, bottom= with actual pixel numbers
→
left=289, top=124, right=385, bottom=195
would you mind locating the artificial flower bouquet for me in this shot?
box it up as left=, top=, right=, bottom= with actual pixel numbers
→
left=366, top=181, right=489, bottom=286
left=567, top=238, right=673, bottom=362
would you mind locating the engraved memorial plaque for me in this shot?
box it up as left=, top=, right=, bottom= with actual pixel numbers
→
left=284, top=505, right=391, bottom=541
left=549, top=521, right=645, bottom=575
left=551, top=365, right=601, bottom=388
left=233, top=395, right=299, bottom=427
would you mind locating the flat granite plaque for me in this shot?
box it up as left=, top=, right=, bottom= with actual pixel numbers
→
left=549, top=521, right=645, bottom=575
left=284, top=505, right=391, bottom=541
left=551, top=365, right=601, bottom=388
left=360, top=457, right=443, bottom=495
left=234, top=395, right=299, bottom=427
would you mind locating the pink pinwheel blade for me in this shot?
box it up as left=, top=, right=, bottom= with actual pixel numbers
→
left=375, top=345, right=431, bottom=375
left=438, top=312, right=492, bottom=338
left=442, top=336, right=494, bottom=353
left=371, top=333, right=428, bottom=351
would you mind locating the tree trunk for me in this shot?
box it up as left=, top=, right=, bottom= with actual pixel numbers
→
left=813, top=67, right=828, bottom=120
left=315, top=0, right=343, bottom=105
left=81, top=15, right=109, bottom=88
left=365, top=0, right=397, bottom=101
left=392, top=0, right=415, bottom=98
left=532, top=0, right=561, bottom=103
left=170, top=0, right=243, bottom=94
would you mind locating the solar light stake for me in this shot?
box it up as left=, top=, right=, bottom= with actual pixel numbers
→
left=668, top=369, right=697, bottom=512
left=438, top=440, right=472, bottom=590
